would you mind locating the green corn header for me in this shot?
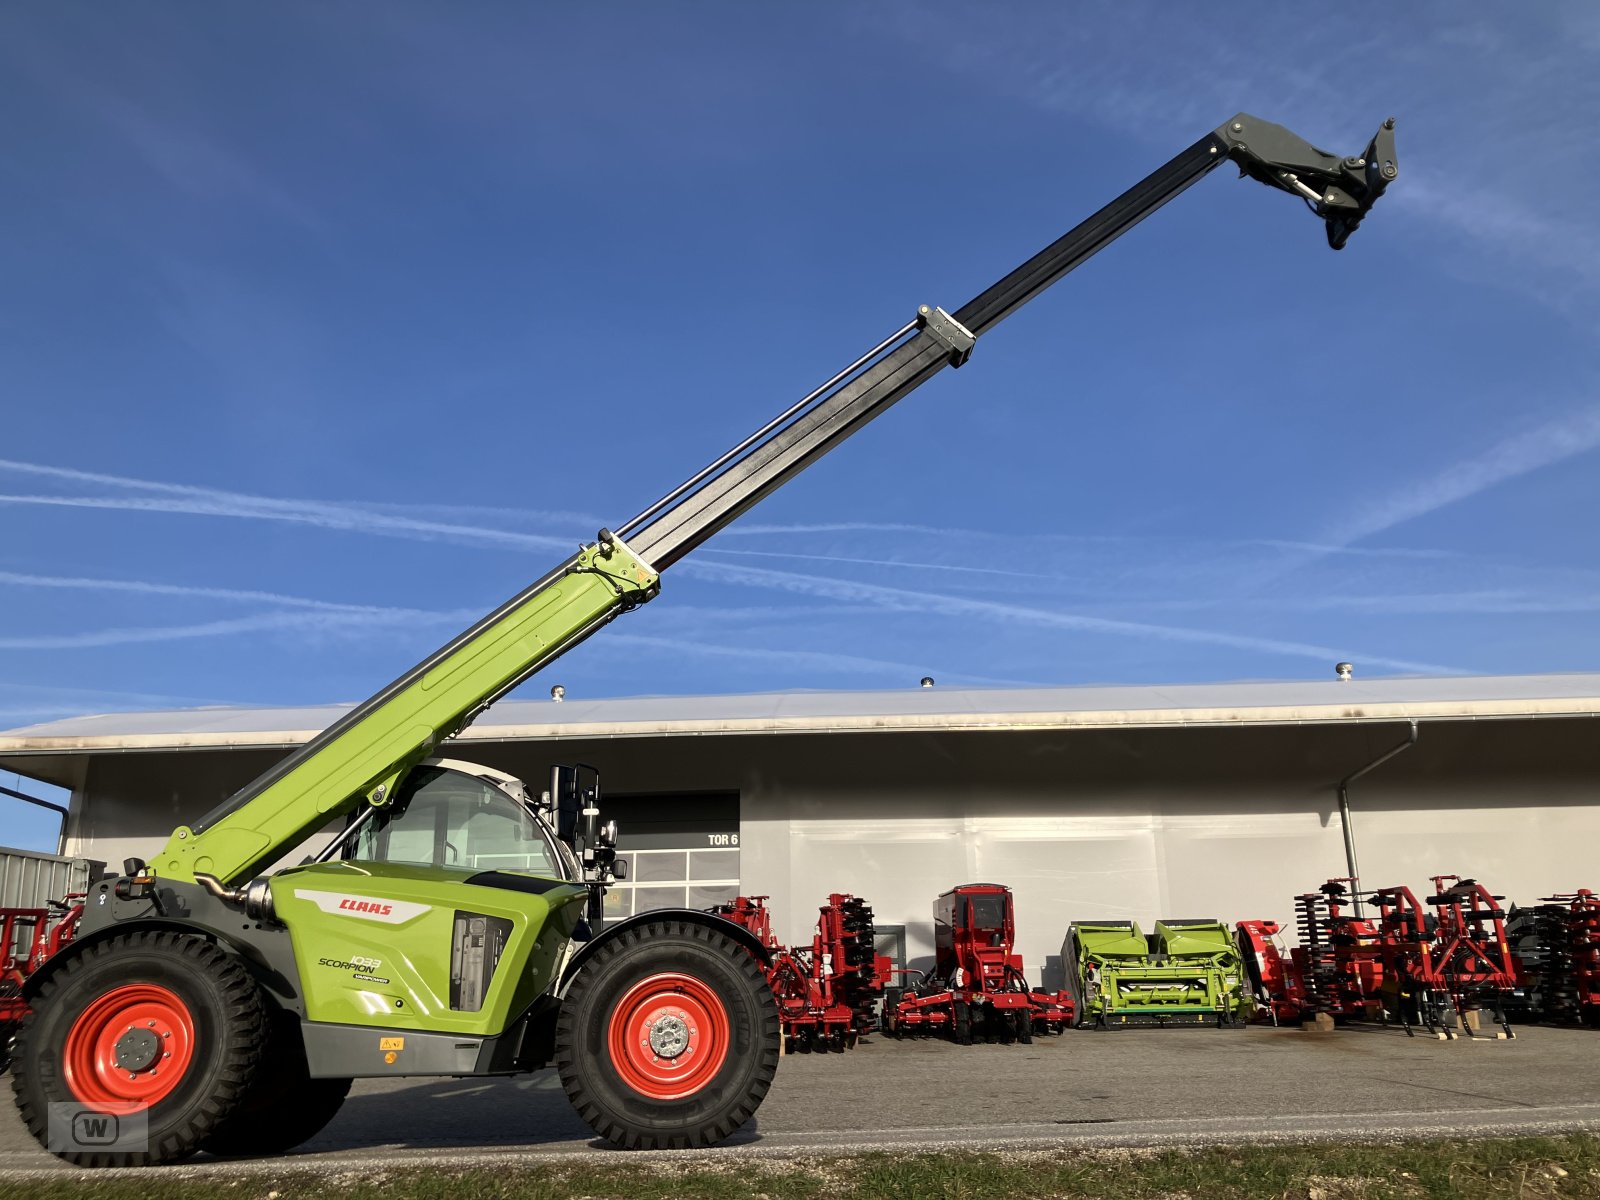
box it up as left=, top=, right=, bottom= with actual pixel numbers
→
left=1065, top=919, right=1253, bottom=1028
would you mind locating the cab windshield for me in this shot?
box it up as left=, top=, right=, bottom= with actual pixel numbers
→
left=351, top=766, right=570, bottom=879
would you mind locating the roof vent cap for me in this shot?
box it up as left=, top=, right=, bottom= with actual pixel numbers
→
left=919, top=676, right=935, bottom=688
left=1335, top=662, right=1353, bottom=682
left=550, top=684, right=566, bottom=702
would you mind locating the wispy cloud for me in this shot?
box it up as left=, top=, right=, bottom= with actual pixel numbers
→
left=0, top=569, right=399, bottom=613
left=0, top=458, right=1481, bottom=672
left=0, top=566, right=477, bottom=650
left=1284, top=591, right=1600, bottom=616
left=0, top=459, right=574, bottom=552
left=680, top=560, right=1460, bottom=674
left=727, top=522, right=1455, bottom=561
left=0, top=607, right=477, bottom=652
left=700, top=546, right=1065, bottom=584
left=1324, top=406, right=1600, bottom=546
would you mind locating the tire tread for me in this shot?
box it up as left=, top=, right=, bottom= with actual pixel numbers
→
left=555, top=918, right=779, bottom=1149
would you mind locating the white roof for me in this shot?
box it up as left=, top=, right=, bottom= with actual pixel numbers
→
left=2, top=673, right=1597, bottom=756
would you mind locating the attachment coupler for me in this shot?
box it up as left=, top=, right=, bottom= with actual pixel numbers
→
left=1216, top=114, right=1398, bottom=250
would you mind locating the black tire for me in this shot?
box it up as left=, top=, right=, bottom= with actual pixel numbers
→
left=953, top=1000, right=971, bottom=1046
left=555, top=919, right=779, bottom=1150
left=1017, top=1012, right=1033, bottom=1044
left=200, top=1013, right=352, bottom=1157
left=10, top=930, right=268, bottom=1166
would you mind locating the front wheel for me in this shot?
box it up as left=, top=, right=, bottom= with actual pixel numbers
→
left=10, top=930, right=268, bottom=1166
left=555, top=919, right=779, bottom=1150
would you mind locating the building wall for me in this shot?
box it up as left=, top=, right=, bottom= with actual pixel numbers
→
left=57, top=716, right=1600, bottom=982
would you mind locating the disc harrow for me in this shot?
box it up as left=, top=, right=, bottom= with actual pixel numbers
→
left=709, top=893, right=883, bottom=1053
left=1507, top=889, right=1600, bottom=1027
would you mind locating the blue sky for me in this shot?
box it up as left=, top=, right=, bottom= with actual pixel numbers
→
left=4, top=6, right=1599, bottom=848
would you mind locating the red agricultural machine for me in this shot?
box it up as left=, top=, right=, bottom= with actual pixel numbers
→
left=1238, top=878, right=1385, bottom=1025
left=1507, top=889, right=1600, bottom=1027
left=1239, top=875, right=1521, bottom=1038
left=1, top=897, right=83, bottom=1072
left=710, top=893, right=883, bottom=1053
left=884, top=883, right=1072, bottom=1043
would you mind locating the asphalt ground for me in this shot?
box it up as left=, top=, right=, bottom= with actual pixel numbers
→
left=3, top=1023, right=1599, bottom=1178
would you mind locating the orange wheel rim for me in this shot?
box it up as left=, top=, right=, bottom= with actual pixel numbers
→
left=606, top=972, right=729, bottom=1101
left=62, top=983, right=195, bottom=1108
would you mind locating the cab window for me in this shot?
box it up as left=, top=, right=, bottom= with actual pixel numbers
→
left=968, top=895, right=1007, bottom=930
left=350, top=766, right=567, bottom=878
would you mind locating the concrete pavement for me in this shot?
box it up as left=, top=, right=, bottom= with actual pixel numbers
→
left=3, top=1023, right=1598, bottom=1177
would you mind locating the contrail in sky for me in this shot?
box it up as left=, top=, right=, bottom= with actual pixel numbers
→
left=0, top=570, right=399, bottom=613
left=680, top=559, right=1464, bottom=675
left=1324, top=405, right=1600, bottom=547
left=0, top=573, right=1014, bottom=682
left=0, top=458, right=1472, bottom=671
left=0, top=608, right=476, bottom=651
left=0, top=458, right=574, bottom=551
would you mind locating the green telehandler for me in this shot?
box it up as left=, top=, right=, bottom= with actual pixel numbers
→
left=10, top=112, right=1397, bottom=1164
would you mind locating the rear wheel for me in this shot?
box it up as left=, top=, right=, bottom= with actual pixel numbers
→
left=953, top=1000, right=971, bottom=1046
left=555, top=919, right=779, bottom=1150
left=10, top=930, right=267, bottom=1166
left=200, top=1013, right=352, bottom=1157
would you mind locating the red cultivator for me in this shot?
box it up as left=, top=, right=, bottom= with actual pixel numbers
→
left=884, top=883, right=1071, bottom=1044
left=711, top=893, right=883, bottom=1053
left=1, top=898, right=84, bottom=1071
left=1507, top=889, right=1600, bottom=1027
left=1368, top=876, right=1519, bottom=1038
left=1240, top=875, right=1522, bottom=1039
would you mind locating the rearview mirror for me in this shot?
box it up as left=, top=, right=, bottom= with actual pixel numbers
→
left=549, top=764, right=581, bottom=846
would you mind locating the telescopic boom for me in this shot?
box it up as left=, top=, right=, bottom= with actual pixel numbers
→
left=152, top=113, right=1397, bottom=887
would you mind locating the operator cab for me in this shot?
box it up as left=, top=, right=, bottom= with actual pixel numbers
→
left=339, top=758, right=624, bottom=920
left=347, top=759, right=578, bottom=881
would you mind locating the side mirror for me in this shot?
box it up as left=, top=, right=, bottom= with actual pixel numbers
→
left=549, top=763, right=617, bottom=880
left=549, top=764, right=581, bottom=846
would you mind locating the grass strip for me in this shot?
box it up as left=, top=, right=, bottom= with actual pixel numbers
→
left=6, top=1135, right=1600, bottom=1200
